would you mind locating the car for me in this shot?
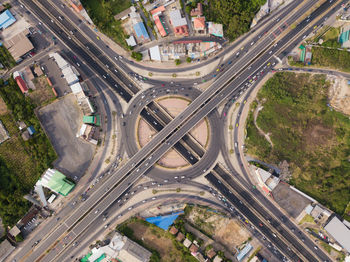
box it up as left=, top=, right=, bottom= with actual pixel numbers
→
left=76, top=62, right=80, bottom=67
left=58, top=16, right=63, bottom=20
left=152, top=197, right=156, bottom=200
left=128, top=207, right=132, bottom=210
left=236, top=123, right=239, bottom=127
left=272, top=233, right=277, bottom=237
left=269, top=50, right=273, bottom=54
left=203, top=169, right=207, bottom=173
left=213, top=74, right=217, bottom=77
left=216, top=68, right=220, bottom=72
left=104, top=224, right=109, bottom=228
left=96, top=36, right=100, bottom=40
left=70, top=30, right=74, bottom=35
left=102, top=75, right=106, bottom=79
left=228, top=61, right=232, bottom=64
left=181, top=176, right=185, bottom=179
left=95, top=209, right=99, bottom=214
left=174, top=176, right=178, bottom=179
left=164, top=179, right=168, bottom=183
left=236, top=52, right=240, bottom=56
left=142, top=200, right=146, bottom=203
left=72, top=242, right=78, bottom=247
left=250, top=41, right=255, bottom=46
left=259, top=223, right=263, bottom=227
left=314, top=246, right=318, bottom=250
left=302, top=35, right=307, bottom=39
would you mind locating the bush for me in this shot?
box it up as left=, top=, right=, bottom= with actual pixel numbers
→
left=175, top=59, right=181, bottom=66
left=15, top=233, right=24, bottom=242
left=131, top=51, right=143, bottom=61
left=186, top=57, right=192, bottom=63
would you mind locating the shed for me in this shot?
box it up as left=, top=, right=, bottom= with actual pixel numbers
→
left=27, top=126, right=35, bottom=136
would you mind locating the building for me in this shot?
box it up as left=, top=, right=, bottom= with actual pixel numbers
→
left=0, top=239, right=15, bottom=262
left=34, top=65, right=43, bottom=76
left=207, top=249, right=216, bottom=259
left=21, top=130, right=30, bottom=141
left=176, top=232, right=184, bottom=241
left=189, top=244, right=198, bottom=254
left=37, top=169, right=75, bottom=196
left=25, top=67, right=35, bottom=81
left=114, top=7, right=132, bottom=20
left=0, top=9, right=16, bottom=29
left=126, top=35, right=137, bottom=47
left=324, top=216, right=350, bottom=252
left=298, top=44, right=306, bottom=62
left=149, top=45, right=161, bottom=61
left=237, top=243, right=253, bottom=261
left=88, top=232, right=152, bottom=262
left=83, top=115, right=101, bottom=126
left=192, top=17, right=206, bottom=33
left=17, top=121, right=27, bottom=131
left=133, top=22, right=150, bottom=41
left=4, top=29, right=34, bottom=62
left=191, top=3, right=203, bottom=16
left=154, top=16, right=168, bottom=37
left=27, top=126, right=35, bottom=136
left=208, top=22, right=223, bottom=37
left=183, top=238, right=192, bottom=248
left=169, top=10, right=188, bottom=36
left=13, top=72, right=28, bottom=94
left=169, top=226, right=178, bottom=235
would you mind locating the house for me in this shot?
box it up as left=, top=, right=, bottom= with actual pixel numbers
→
left=192, top=17, right=206, bottom=33
left=154, top=16, right=167, bottom=37
left=4, top=29, right=34, bottom=62
left=183, top=238, right=192, bottom=248
left=9, top=225, right=21, bottom=238
left=126, top=35, right=137, bottom=47
left=17, top=121, right=27, bottom=131
left=176, top=232, right=184, bottom=241
left=190, top=3, right=203, bottom=16
left=13, top=72, right=28, bottom=94
left=207, top=248, right=216, bottom=259
left=208, top=22, right=223, bottom=37
left=0, top=9, right=16, bottom=30
left=189, top=244, right=198, bottom=254
left=27, top=126, right=35, bottom=136
left=21, top=130, right=30, bottom=141
left=149, top=45, right=162, bottom=61
left=169, top=226, right=178, bottom=235
left=169, top=10, right=189, bottom=36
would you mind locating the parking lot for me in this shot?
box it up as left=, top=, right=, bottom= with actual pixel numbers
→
left=38, top=94, right=94, bottom=180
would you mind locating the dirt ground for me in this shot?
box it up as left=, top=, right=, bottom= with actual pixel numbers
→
left=187, top=206, right=250, bottom=248
left=328, top=75, right=350, bottom=115
left=128, top=221, right=183, bottom=262
left=29, top=76, right=55, bottom=106
left=0, top=97, right=7, bottom=115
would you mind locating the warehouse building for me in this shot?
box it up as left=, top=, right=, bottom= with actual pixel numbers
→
left=37, top=168, right=75, bottom=197
left=13, top=71, right=28, bottom=94
left=324, top=216, right=350, bottom=252
left=0, top=9, right=16, bottom=29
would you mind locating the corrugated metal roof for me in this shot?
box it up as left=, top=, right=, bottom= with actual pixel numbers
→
left=324, top=216, right=350, bottom=252
left=149, top=45, right=161, bottom=61
left=0, top=10, right=16, bottom=29
left=169, top=10, right=187, bottom=27
left=41, top=169, right=75, bottom=196
left=70, top=82, right=83, bottom=94
left=133, top=22, right=149, bottom=40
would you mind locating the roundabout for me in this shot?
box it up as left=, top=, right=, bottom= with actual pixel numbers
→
left=122, top=86, right=222, bottom=181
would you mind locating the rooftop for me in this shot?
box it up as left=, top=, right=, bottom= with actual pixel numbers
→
left=190, top=3, right=203, bottom=16
left=193, top=17, right=205, bottom=30
left=169, top=10, right=187, bottom=27
left=0, top=239, right=15, bottom=262
left=324, top=216, right=350, bottom=252
left=133, top=22, right=150, bottom=41
left=208, top=22, right=223, bottom=37
left=4, top=30, right=34, bottom=61
left=0, top=9, right=16, bottom=29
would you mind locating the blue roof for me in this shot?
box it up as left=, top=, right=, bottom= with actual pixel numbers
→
left=237, top=243, right=253, bottom=261
left=145, top=211, right=183, bottom=230
left=0, top=10, right=16, bottom=29
left=27, top=126, right=36, bottom=136
left=133, top=22, right=149, bottom=40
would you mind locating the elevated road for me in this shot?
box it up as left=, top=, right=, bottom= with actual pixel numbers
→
left=18, top=0, right=344, bottom=261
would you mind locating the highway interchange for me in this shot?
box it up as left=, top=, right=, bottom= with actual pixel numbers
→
left=12, top=0, right=347, bottom=261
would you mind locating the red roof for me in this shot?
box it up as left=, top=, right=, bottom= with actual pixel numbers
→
left=15, top=76, right=28, bottom=94
left=151, top=6, right=165, bottom=15
left=193, top=17, right=205, bottom=30
left=154, top=16, right=167, bottom=37
left=190, top=3, right=203, bottom=16
left=175, top=25, right=189, bottom=36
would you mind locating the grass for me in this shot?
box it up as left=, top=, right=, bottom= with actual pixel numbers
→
left=311, top=46, right=350, bottom=72
left=81, top=0, right=131, bottom=50
left=245, top=72, right=350, bottom=215
left=0, top=46, right=16, bottom=69
left=320, top=242, right=332, bottom=254
left=117, top=218, right=197, bottom=262
left=298, top=214, right=315, bottom=225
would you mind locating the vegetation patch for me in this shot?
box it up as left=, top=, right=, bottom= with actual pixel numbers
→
left=0, top=78, right=56, bottom=226
left=117, top=217, right=197, bottom=262
left=311, top=46, right=350, bottom=72
left=245, top=72, right=350, bottom=215
left=320, top=27, right=341, bottom=48
left=81, top=0, right=131, bottom=49
left=0, top=45, right=16, bottom=69
left=186, top=0, right=266, bottom=41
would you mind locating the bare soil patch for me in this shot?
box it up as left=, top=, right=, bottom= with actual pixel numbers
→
left=302, top=121, right=334, bottom=150
left=29, top=76, right=55, bottom=106
left=0, top=97, right=7, bottom=115
left=187, top=206, right=250, bottom=248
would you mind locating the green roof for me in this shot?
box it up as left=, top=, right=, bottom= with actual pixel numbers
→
left=80, top=252, right=92, bottom=262
left=300, top=48, right=306, bottom=62
left=83, top=115, right=101, bottom=126
left=46, top=170, right=75, bottom=196
left=299, top=44, right=305, bottom=50
left=94, top=254, right=106, bottom=262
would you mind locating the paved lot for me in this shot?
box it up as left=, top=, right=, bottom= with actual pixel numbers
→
left=38, top=94, right=94, bottom=179
left=272, top=182, right=311, bottom=219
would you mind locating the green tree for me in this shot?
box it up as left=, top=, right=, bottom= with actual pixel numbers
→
left=175, top=59, right=181, bottom=66
left=186, top=57, right=192, bottom=63
left=131, top=51, right=143, bottom=61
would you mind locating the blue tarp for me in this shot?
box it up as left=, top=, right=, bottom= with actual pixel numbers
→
left=133, top=22, right=150, bottom=40
left=146, top=211, right=183, bottom=230
left=0, top=10, right=16, bottom=29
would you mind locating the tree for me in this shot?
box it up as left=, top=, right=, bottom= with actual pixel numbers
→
left=131, top=51, right=143, bottom=61
left=175, top=59, right=181, bottom=66
left=15, top=233, right=24, bottom=242
left=186, top=57, right=192, bottom=63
